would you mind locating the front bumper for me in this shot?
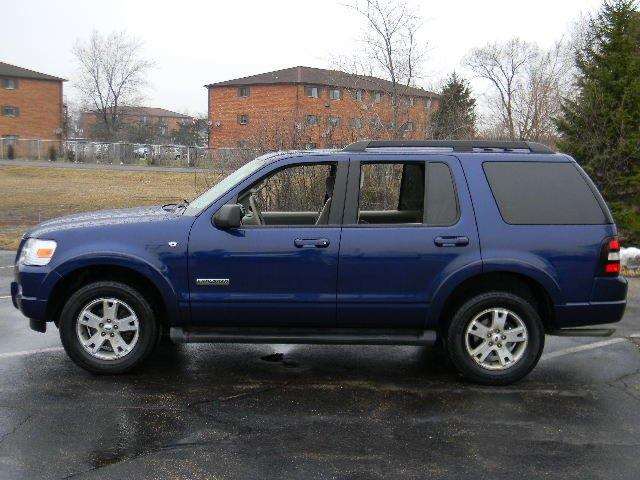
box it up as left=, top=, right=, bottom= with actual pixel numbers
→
left=11, top=281, right=47, bottom=322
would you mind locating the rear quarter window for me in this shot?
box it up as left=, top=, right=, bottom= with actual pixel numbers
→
left=483, top=161, right=608, bottom=225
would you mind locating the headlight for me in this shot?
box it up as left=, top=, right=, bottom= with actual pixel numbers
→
left=19, top=239, right=57, bottom=266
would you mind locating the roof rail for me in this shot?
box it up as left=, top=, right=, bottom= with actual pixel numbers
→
left=342, top=140, right=555, bottom=154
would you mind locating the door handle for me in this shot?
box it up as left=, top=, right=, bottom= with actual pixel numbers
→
left=294, top=238, right=330, bottom=248
left=434, top=236, right=469, bottom=247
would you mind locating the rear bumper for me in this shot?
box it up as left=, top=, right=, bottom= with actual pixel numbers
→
left=554, top=276, right=628, bottom=328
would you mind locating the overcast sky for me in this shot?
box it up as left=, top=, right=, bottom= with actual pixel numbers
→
left=2, top=0, right=601, bottom=115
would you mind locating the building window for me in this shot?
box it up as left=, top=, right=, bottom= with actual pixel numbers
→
left=305, top=142, right=317, bottom=149
left=370, top=117, right=384, bottom=129
left=329, top=88, right=341, bottom=100
left=159, top=125, right=167, bottom=135
left=351, top=117, right=363, bottom=129
left=424, top=97, right=433, bottom=109
left=140, top=115, right=148, bottom=124
left=238, top=86, right=250, bottom=97
left=306, top=114, right=319, bottom=125
left=402, top=121, right=414, bottom=132
left=404, top=97, right=415, bottom=107
left=305, top=86, right=320, bottom=98
left=2, top=106, right=19, bottom=117
left=238, top=114, right=249, bottom=125
left=327, top=116, right=340, bottom=127
left=1, top=78, right=17, bottom=90
left=372, top=91, right=383, bottom=103
left=237, top=140, right=250, bottom=148
left=353, top=89, right=364, bottom=101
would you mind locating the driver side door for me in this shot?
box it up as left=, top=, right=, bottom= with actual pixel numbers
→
left=188, top=156, right=347, bottom=327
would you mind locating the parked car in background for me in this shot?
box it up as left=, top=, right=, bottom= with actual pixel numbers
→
left=133, top=146, right=150, bottom=158
left=10, top=140, right=627, bottom=385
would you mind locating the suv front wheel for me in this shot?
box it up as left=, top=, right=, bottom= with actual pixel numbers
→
left=59, top=281, right=160, bottom=374
left=446, top=291, right=545, bottom=385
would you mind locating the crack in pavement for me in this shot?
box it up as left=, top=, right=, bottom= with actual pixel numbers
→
left=0, top=414, right=32, bottom=446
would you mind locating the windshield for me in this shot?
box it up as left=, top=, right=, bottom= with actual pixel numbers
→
left=183, top=154, right=274, bottom=215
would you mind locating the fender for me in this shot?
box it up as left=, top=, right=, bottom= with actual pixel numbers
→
left=482, top=258, right=562, bottom=302
left=43, top=252, right=181, bottom=324
left=427, top=260, right=482, bottom=326
left=428, top=259, right=562, bottom=327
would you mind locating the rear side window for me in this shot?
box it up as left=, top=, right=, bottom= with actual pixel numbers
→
left=358, top=162, right=424, bottom=224
left=483, top=162, right=607, bottom=225
left=426, top=162, right=458, bottom=225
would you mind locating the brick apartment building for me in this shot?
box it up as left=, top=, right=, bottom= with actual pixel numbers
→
left=79, top=107, right=193, bottom=140
left=206, top=66, right=439, bottom=149
left=0, top=61, right=65, bottom=143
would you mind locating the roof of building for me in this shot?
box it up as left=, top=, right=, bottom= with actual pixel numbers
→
left=206, top=66, right=437, bottom=98
left=83, top=106, right=192, bottom=119
left=0, top=61, right=65, bottom=82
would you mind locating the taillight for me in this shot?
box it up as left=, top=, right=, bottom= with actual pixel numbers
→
left=599, top=237, right=621, bottom=277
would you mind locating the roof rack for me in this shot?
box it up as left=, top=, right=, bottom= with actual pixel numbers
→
left=342, top=140, right=555, bottom=154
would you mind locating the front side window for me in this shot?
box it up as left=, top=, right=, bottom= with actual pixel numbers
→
left=2, top=106, right=19, bottom=117
left=238, top=162, right=337, bottom=226
left=1, top=78, right=17, bottom=90
left=305, top=86, right=320, bottom=98
left=329, top=88, right=341, bottom=100
left=238, top=86, right=250, bottom=97
left=184, top=154, right=274, bottom=215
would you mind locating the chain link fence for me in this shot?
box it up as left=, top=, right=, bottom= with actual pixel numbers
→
left=0, top=138, right=259, bottom=174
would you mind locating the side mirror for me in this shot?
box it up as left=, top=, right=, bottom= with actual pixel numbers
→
left=213, top=204, right=243, bottom=229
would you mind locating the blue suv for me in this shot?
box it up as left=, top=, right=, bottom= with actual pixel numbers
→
left=11, top=140, right=628, bottom=384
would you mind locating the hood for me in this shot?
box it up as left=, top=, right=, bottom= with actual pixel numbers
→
left=26, top=205, right=182, bottom=238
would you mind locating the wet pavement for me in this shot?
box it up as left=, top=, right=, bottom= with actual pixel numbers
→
left=0, top=250, right=639, bottom=479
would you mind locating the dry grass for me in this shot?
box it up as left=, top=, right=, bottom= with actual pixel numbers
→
left=622, top=267, right=640, bottom=278
left=0, top=165, right=219, bottom=250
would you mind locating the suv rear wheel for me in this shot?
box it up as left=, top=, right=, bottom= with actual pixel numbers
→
left=59, top=281, right=160, bottom=374
left=446, top=291, right=544, bottom=385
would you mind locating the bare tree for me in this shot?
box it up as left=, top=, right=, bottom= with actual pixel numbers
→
left=73, top=31, right=154, bottom=140
left=465, top=38, right=571, bottom=143
left=346, top=0, right=427, bottom=138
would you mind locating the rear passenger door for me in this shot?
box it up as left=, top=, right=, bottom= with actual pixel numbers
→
left=337, top=155, right=480, bottom=328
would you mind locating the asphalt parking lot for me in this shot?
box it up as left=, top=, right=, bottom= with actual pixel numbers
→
left=0, top=250, right=639, bottom=480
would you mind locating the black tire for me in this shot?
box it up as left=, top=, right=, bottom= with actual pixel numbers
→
left=446, top=291, right=545, bottom=386
left=59, top=281, right=160, bottom=374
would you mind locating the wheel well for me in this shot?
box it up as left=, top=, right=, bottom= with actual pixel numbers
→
left=438, top=272, right=555, bottom=333
left=46, top=265, right=168, bottom=329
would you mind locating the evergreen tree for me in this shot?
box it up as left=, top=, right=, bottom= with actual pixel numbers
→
left=556, top=0, right=640, bottom=242
left=431, top=72, right=477, bottom=140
